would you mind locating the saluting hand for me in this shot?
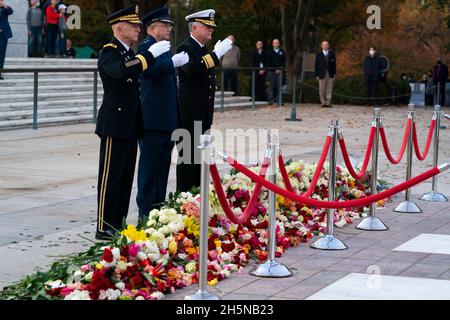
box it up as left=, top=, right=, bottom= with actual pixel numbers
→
left=172, top=51, right=189, bottom=68
left=148, top=40, right=171, bottom=58
left=213, top=38, right=233, bottom=59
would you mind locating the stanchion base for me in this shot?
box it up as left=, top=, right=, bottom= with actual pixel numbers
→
left=285, top=118, right=303, bottom=122
left=310, top=235, right=348, bottom=250
left=356, top=216, right=389, bottom=231
left=250, top=260, right=292, bottom=278
left=393, top=201, right=423, bottom=213
left=420, top=191, right=448, bottom=202
left=184, top=290, right=221, bottom=300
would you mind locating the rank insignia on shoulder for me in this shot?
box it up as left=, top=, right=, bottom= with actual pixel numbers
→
left=103, top=43, right=118, bottom=49
left=127, top=78, right=133, bottom=83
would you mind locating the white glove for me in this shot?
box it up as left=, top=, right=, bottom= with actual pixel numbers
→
left=148, top=40, right=171, bottom=58
left=213, top=38, right=233, bottom=59
left=172, top=51, right=189, bottom=68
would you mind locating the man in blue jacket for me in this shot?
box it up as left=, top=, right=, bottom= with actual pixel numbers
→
left=0, top=0, right=13, bottom=80
left=136, top=7, right=189, bottom=219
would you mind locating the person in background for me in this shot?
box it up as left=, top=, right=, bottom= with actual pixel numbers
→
left=27, top=0, right=44, bottom=57
left=433, top=59, right=449, bottom=106
left=266, top=38, right=286, bottom=105
left=57, top=3, right=67, bottom=57
left=314, top=40, right=336, bottom=108
left=423, top=70, right=434, bottom=106
left=0, top=0, right=13, bottom=80
left=221, top=35, right=240, bottom=96
left=44, top=0, right=59, bottom=57
left=65, top=38, right=75, bottom=58
left=363, top=46, right=382, bottom=105
left=250, top=40, right=266, bottom=101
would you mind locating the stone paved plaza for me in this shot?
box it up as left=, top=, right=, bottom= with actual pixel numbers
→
left=1, top=104, right=450, bottom=299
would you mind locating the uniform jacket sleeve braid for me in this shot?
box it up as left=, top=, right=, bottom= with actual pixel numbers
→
left=99, top=47, right=155, bottom=79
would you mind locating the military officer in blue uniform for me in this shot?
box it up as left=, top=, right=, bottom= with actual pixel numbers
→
left=176, top=9, right=232, bottom=192
left=0, top=0, right=13, bottom=80
left=95, top=5, right=171, bottom=240
left=136, top=7, right=189, bottom=219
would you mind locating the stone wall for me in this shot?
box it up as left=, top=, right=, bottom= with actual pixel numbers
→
left=5, top=0, right=28, bottom=58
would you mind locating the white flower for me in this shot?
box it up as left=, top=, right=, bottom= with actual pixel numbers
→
left=147, top=219, right=157, bottom=227
left=135, top=296, right=145, bottom=300
left=221, top=252, right=232, bottom=262
left=137, top=252, right=147, bottom=261
left=111, top=248, right=120, bottom=260
left=99, top=289, right=121, bottom=300
left=115, top=282, right=125, bottom=290
left=64, top=290, right=91, bottom=300
left=84, top=271, right=93, bottom=282
left=150, top=292, right=165, bottom=300
left=158, top=226, right=171, bottom=235
left=45, top=280, right=65, bottom=289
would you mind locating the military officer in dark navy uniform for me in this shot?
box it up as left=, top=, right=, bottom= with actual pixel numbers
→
left=176, top=9, right=232, bottom=192
left=136, top=7, right=189, bottom=219
left=95, top=5, right=171, bottom=240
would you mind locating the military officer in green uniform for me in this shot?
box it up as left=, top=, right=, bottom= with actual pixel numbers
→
left=95, top=5, right=171, bottom=240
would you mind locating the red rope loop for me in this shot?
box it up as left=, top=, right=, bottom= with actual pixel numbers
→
left=278, top=135, right=332, bottom=197
left=380, top=119, right=412, bottom=164
left=338, top=126, right=376, bottom=180
left=224, top=155, right=440, bottom=209
left=413, top=119, right=436, bottom=161
left=210, top=157, right=270, bottom=224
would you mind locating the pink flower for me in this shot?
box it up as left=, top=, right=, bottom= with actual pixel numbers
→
left=129, top=243, right=141, bottom=257
left=60, top=287, right=74, bottom=297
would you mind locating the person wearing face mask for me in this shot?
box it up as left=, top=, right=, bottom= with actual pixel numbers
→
left=364, top=46, right=383, bottom=105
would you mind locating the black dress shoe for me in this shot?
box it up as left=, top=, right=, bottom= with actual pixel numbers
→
left=95, top=230, right=115, bottom=241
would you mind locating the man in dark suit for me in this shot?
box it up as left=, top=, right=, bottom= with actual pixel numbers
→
left=0, top=0, right=13, bottom=80
left=176, top=9, right=232, bottom=192
left=315, top=41, right=336, bottom=108
left=433, top=59, right=449, bottom=106
left=250, top=40, right=266, bottom=101
left=364, top=46, right=383, bottom=104
left=266, top=38, right=286, bottom=105
left=136, top=7, right=189, bottom=219
left=95, top=5, right=171, bottom=240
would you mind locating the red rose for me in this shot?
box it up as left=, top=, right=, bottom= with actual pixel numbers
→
left=102, top=248, right=114, bottom=263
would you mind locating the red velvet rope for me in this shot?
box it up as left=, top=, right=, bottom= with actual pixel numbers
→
left=380, top=119, right=412, bottom=164
left=413, top=119, right=436, bottom=161
left=278, top=136, right=333, bottom=197
left=338, top=126, right=376, bottom=180
left=210, top=157, right=270, bottom=224
left=220, top=156, right=440, bottom=209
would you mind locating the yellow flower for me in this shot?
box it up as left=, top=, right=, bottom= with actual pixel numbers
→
left=208, top=278, right=218, bottom=286
left=96, top=263, right=103, bottom=270
left=214, top=239, right=222, bottom=248
left=185, top=216, right=200, bottom=238
left=348, top=179, right=356, bottom=189
left=168, top=241, right=178, bottom=255
left=120, top=224, right=148, bottom=242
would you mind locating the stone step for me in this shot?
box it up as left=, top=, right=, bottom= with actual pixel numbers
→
left=0, top=94, right=245, bottom=111
left=0, top=101, right=267, bottom=130
left=0, top=76, right=101, bottom=87
left=2, top=72, right=98, bottom=80
left=0, top=83, right=103, bottom=93
left=0, top=114, right=94, bottom=130
left=4, top=57, right=97, bottom=66
left=0, top=106, right=95, bottom=121
left=0, top=91, right=105, bottom=103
